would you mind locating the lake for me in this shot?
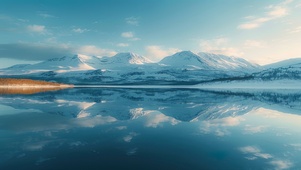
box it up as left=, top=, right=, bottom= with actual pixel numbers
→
left=0, top=87, right=301, bottom=170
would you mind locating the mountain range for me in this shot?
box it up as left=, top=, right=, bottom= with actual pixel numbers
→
left=0, top=51, right=300, bottom=85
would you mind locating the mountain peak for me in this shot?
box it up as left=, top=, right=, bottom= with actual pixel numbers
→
left=159, top=50, right=208, bottom=69
left=175, top=50, right=196, bottom=56
left=111, top=52, right=152, bottom=64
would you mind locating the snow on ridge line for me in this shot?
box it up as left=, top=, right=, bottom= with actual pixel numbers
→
left=159, top=50, right=258, bottom=71
left=263, top=58, right=301, bottom=69
left=1, top=51, right=258, bottom=72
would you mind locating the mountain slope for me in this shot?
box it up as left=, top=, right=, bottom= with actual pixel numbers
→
left=198, top=52, right=259, bottom=72
left=29, top=55, right=95, bottom=72
left=196, top=57, right=301, bottom=88
left=254, top=63, right=301, bottom=80
left=263, top=58, right=301, bottom=69
left=159, top=51, right=210, bottom=70
left=95, top=52, right=153, bottom=70
left=109, top=52, right=153, bottom=65
left=1, top=55, right=96, bottom=74
left=159, top=51, right=259, bottom=72
left=0, top=51, right=264, bottom=85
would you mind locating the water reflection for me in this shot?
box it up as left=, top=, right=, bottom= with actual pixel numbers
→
left=1, top=88, right=301, bottom=120
left=0, top=88, right=301, bottom=169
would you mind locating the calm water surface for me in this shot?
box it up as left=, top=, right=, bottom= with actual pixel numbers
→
left=0, top=88, right=301, bottom=170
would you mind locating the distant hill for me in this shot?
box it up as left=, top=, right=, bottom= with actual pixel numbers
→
left=0, top=51, right=259, bottom=85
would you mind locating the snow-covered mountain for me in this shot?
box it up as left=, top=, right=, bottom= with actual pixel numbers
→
left=197, top=57, right=301, bottom=88
left=159, top=51, right=259, bottom=72
left=254, top=63, right=301, bottom=80
left=107, top=52, right=153, bottom=65
left=159, top=51, right=210, bottom=70
left=0, top=51, right=262, bottom=84
left=1, top=55, right=96, bottom=74
left=263, top=58, right=301, bottom=69
left=198, top=52, right=259, bottom=72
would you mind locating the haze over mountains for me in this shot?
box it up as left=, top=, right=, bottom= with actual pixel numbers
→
left=0, top=51, right=301, bottom=85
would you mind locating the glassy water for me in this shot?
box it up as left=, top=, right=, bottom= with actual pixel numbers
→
left=1, top=88, right=301, bottom=170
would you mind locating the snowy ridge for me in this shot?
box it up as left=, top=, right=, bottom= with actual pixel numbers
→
left=110, top=52, right=153, bottom=65
left=1, top=51, right=257, bottom=74
left=198, top=52, right=259, bottom=71
left=5, top=50, right=301, bottom=85
left=159, top=51, right=259, bottom=72
left=263, top=58, right=301, bottom=69
left=3, top=64, right=31, bottom=70
left=197, top=58, right=301, bottom=87
left=94, top=52, right=153, bottom=70
left=32, top=55, right=96, bottom=72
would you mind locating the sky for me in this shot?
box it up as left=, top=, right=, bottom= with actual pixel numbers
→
left=1, top=0, right=301, bottom=68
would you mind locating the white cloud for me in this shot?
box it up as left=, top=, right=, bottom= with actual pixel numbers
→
left=37, top=12, right=55, bottom=18
left=238, top=1, right=291, bottom=30
left=268, top=6, right=288, bottom=17
left=282, top=0, right=294, bottom=5
left=239, top=145, right=294, bottom=169
left=244, top=125, right=267, bottom=134
left=117, top=43, right=129, bottom=47
left=269, top=160, right=293, bottom=170
left=76, top=45, right=116, bottom=57
left=121, top=31, right=140, bottom=41
left=72, top=28, right=89, bottom=33
left=244, top=40, right=267, bottom=48
left=127, top=148, right=138, bottom=156
left=208, top=117, right=243, bottom=127
left=238, top=17, right=271, bottom=29
left=125, top=17, right=139, bottom=26
left=288, top=26, right=301, bottom=33
left=238, top=23, right=260, bottom=29
left=145, top=45, right=181, bottom=61
left=27, top=25, right=47, bottom=34
left=74, top=115, right=117, bottom=128
left=0, top=43, right=117, bottom=61
left=199, top=37, right=244, bottom=57
left=116, top=126, right=127, bottom=130
left=244, top=16, right=256, bottom=19
left=123, top=132, right=138, bottom=142
left=24, top=141, right=48, bottom=151
left=121, top=31, right=134, bottom=38
left=240, top=146, right=261, bottom=153
left=130, top=37, right=141, bottom=41
left=296, top=3, right=301, bottom=8
left=145, top=113, right=179, bottom=128
left=245, top=156, right=258, bottom=160
left=0, top=43, right=73, bottom=61
left=200, top=116, right=244, bottom=137
left=239, top=146, right=273, bottom=159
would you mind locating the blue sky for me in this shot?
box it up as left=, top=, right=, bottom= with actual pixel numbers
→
left=1, top=0, right=301, bottom=68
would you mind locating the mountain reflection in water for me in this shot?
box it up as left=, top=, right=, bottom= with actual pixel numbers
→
left=0, top=88, right=301, bottom=170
